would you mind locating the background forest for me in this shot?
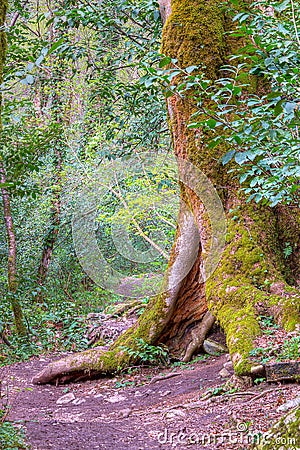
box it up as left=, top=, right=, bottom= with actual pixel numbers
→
left=1, top=0, right=173, bottom=359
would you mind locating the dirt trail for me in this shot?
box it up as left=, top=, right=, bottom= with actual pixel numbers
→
left=1, top=354, right=299, bottom=449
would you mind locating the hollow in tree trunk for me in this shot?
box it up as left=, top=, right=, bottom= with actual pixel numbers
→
left=33, top=0, right=300, bottom=384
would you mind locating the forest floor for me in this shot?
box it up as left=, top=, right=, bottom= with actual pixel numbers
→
left=1, top=352, right=299, bottom=450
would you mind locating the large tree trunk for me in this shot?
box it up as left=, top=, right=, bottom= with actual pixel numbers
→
left=33, top=0, right=300, bottom=384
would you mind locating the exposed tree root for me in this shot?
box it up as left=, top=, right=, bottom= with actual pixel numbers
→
left=32, top=346, right=130, bottom=385
left=182, top=311, right=215, bottom=362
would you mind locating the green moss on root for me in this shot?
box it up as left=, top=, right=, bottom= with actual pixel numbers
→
left=253, top=407, right=300, bottom=450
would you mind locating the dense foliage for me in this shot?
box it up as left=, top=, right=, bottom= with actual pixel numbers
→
left=142, top=0, right=300, bottom=205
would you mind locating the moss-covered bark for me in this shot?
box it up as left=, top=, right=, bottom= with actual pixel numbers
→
left=207, top=201, right=300, bottom=374
left=33, top=0, right=300, bottom=384
left=253, top=407, right=300, bottom=450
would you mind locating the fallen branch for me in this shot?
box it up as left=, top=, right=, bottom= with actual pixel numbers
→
left=224, top=391, right=255, bottom=397
left=150, top=372, right=181, bottom=384
left=245, top=387, right=286, bottom=403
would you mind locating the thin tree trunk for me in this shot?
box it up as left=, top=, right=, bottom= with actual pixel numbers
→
left=35, top=47, right=68, bottom=300
left=0, top=0, right=27, bottom=337
left=36, top=147, right=62, bottom=301
left=0, top=163, right=27, bottom=336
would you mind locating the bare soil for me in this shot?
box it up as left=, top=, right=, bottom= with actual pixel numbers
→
left=1, top=353, right=299, bottom=450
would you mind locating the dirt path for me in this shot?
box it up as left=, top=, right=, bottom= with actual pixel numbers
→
left=1, top=354, right=299, bottom=449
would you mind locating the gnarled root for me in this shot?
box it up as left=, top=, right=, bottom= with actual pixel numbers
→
left=32, top=347, right=129, bottom=385
left=182, top=311, right=215, bottom=362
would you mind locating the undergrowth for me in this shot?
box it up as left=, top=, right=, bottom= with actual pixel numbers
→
left=249, top=336, right=300, bottom=364
left=0, top=409, right=29, bottom=450
left=120, top=338, right=169, bottom=365
left=0, top=286, right=121, bottom=366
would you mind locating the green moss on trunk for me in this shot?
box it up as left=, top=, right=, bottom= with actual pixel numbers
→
left=206, top=201, right=300, bottom=374
left=161, top=0, right=226, bottom=77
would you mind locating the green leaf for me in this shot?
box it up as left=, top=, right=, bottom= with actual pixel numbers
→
left=235, top=152, right=248, bottom=165
left=233, top=134, right=242, bottom=144
left=159, top=56, right=171, bottom=68
left=274, top=100, right=283, bottom=116
left=21, top=75, right=35, bottom=85
left=48, top=37, right=65, bottom=55
left=35, top=55, right=44, bottom=66
left=222, top=150, right=236, bottom=165
left=274, top=0, right=290, bottom=12
left=206, top=118, right=217, bottom=129
left=188, top=122, right=200, bottom=129
left=144, top=77, right=156, bottom=88
left=267, top=92, right=281, bottom=100
left=185, top=65, right=198, bottom=74
left=283, top=102, right=296, bottom=115
left=208, top=137, right=222, bottom=149
left=167, top=70, right=181, bottom=81
left=233, top=12, right=249, bottom=23
left=239, top=173, right=248, bottom=183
